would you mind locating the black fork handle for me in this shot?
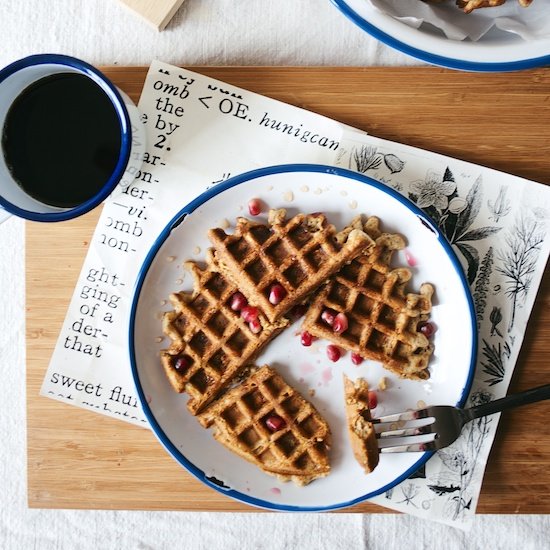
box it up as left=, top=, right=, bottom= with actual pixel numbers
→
left=467, top=384, right=550, bottom=421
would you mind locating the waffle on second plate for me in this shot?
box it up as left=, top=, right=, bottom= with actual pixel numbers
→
left=198, top=365, right=332, bottom=486
left=302, top=216, right=434, bottom=380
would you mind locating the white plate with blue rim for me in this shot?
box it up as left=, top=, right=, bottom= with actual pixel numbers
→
left=331, top=0, right=550, bottom=72
left=129, top=164, right=477, bottom=511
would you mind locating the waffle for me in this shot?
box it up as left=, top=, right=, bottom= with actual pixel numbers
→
left=302, top=216, right=434, bottom=380
left=160, top=250, right=288, bottom=414
left=457, top=0, right=533, bottom=12
left=199, top=365, right=331, bottom=485
left=424, top=0, right=532, bottom=12
left=208, top=209, right=374, bottom=323
left=343, top=375, right=379, bottom=474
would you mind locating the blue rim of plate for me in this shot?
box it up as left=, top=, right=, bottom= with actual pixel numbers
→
left=331, top=0, right=550, bottom=72
left=0, top=53, right=132, bottom=222
left=129, top=163, right=478, bottom=512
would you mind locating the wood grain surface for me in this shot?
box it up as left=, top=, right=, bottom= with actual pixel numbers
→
left=27, top=66, right=550, bottom=513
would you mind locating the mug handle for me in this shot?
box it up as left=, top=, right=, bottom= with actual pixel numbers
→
left=0, top=206, right=12, bottom=225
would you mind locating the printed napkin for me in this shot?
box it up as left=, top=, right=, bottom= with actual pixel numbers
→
left=40, top=61, right=550, bottom=529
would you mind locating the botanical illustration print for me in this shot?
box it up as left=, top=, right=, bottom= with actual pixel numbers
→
left=473, top=248, right=493, bottom=329
left=350, top=145, right=405, bottom=175
left=487, top=186, right=511, bottom=223
left=481, top=338, right=511, bottom=387
left=407, top=168, right=501, bottom=285
left=426, top=390, right=494, bottom=520
left=340, top=138, right=550, bottom=527
left=496, top=213, right=545, bottom=331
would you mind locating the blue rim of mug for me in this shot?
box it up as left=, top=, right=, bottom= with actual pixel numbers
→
left=0, top=53, right=132, bottom=222
left=331, top=0, right=550, bottom=72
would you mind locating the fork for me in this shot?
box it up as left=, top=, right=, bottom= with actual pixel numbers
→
left=373, top=383, right=550, bottom=453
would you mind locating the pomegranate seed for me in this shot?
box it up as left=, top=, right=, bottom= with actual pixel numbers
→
left=268, top=283, right=286, bottom=305
left=300, top=331, right=313, bottom=347
left=248, top=198, right=262, bottom=216
left=326, top=345, right=341, bottom=362
left=418, top=321, right=436, bottom=338
left=333, top=312, right=349, bottom=334
left=173, top=355, right=191, bottom=373
left=351, top=353, right=364, bottom=365
left=241, top=306, right=259, bottom=323
left=249, top=318, right=262, bottom=334
left=230, top=291, right=248, bottom=311
left=321, top=309, right=336, bottom=326
left=265, top=415, right=286, bottom=432
left=368, top=390, right=378, bottom=409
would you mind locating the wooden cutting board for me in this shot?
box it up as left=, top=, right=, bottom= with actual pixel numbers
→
left=26, top=66, right=550, bottom=513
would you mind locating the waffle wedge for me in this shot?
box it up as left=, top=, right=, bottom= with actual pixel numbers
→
left=161, top=251, right=288, bottom=414
left=199, top=365, right=331, bottom=485
left=208, top=209, right=375, bottom=323
left=343, top=375, right=379, bottom=474
left=303, top=216, right=434, bottom=380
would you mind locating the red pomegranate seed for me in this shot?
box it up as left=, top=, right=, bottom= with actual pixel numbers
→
left=248, top=198, right=262, bottom=216
left=268, top=283, right=286, bottom=305
left=265, top=415, right=286, bottom=432
left=300, top=331, right=313, bottom=347
left=249, top=318, right=262, bottom=334
left=333, top=312, right=349, bottom=334
left=351, top=353, right=364, bottom=366
left=368, top=390, right=378, bottom=409
left=173, top=355, right=191, bottom=373
left=418, top=321, right=436, bottom=338
left=321, top=309, right=336, bottom=326
left=241, top=306, right=259, bottom=323
left=230, top=291, right=248, bottom=311
left=327, top=345, right=341, bottom=362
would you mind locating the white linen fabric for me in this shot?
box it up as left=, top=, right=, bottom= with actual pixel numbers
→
left=1, top=1, right=548, bottom=548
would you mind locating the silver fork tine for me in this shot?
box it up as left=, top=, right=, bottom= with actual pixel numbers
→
left=377, top=423, right=434, bottom=439
left=371, top=408, right=429, bottom=424
left=380, top=439, right=439, bottom=453
left=374, top=406, right=440, bottom=453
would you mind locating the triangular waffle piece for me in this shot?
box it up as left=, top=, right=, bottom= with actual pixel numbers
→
left=161, top=251, right=288, bottom=414
left=302, top=216, right=434, bottom=380
left=343, top=375, right=379, bottom=474
left=208, top=209, right=375, bottom=323
left=199, top=365, right=331, bottom=486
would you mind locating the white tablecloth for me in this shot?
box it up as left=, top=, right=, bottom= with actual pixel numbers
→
left=1, top=1, right=549, bottom=548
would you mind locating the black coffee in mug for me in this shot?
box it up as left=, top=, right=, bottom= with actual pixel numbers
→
left=2, top=72, right=121, bottom=208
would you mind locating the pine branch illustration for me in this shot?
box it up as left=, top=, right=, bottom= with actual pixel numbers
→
left=472, top=247, right=493, bottom=328
left=496, top=215, right=544, bottom=331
